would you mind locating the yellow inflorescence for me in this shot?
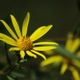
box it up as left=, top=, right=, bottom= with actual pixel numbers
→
left=17, top=36, right=33, bottom=50
left=0, top=12, right=58, bottom=59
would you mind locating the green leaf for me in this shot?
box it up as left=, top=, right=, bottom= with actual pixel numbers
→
left=7, top=75, right=15, bottom=80
left=55, top=46, right=80, bottom=61
left=20, top=58, right=27, bottom=63
left=10, top=70, right=27, bottom=78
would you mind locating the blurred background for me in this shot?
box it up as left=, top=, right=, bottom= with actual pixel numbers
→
left=0, top=0, right=80, bottom=38
left=0, top=0, right=80, bottom=80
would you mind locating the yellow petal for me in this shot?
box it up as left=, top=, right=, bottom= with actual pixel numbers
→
left=33, top=42, right=58, bottom=46
left=44, top=50, right=54, bottom=55
left=9, top=47, right=20, bottom=51
left=70, top=38, right=80, bottom=52
left=31, top=50, right=46, bottom=60
left=26, top=51, right=37, bottom=58
left=20, top=50, right=25, bottom=58
left=60, top=63, right=68, bottom=74
left=10, top=15, right=21, bottom=38
left=30, top=26, right=46, bottom=41
left=22, top=12, right=30, bottom=36
left=33, top=46, right=57, bottom=51
left=0, top=38, right=16, bottom=46
left=30, top=25, right=52, bottom=42
left=69, top=66, right=80, bottom=80
left=0, top=20, right=18, bottom=40
left=65, top=33, right=73, bottom=50
left=68, top=51, right=80, bottom=69
left=40, top=56, right=62, bottom=67
left=72, top=59, right=80, bottom=68
left=0, top=33, right=17, bottom=46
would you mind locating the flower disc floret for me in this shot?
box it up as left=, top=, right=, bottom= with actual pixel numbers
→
left=17, top=36, right=33, bottom=50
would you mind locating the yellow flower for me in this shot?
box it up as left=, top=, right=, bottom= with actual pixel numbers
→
left=0, top=12, right=58, bottom=59
left=41, top=33, right=80, bottom=80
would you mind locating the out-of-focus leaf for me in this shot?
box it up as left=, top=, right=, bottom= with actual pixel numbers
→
left=55, top=46, right=80, bottom=61
left=10, top=70, right=27, bottom=78
left=30, top=70, right=37, bottom=80
left=7, top=75, right=15, bottom=80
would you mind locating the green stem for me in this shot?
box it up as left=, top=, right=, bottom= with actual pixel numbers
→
left=5, top=43, right=11, bottom=65
left=30, top=70, right=36, bottom=80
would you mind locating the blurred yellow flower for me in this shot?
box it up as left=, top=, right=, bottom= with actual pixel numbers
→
left=41, top=33, right=80, bottom=80
left=0, top=12, right=58, bottom=59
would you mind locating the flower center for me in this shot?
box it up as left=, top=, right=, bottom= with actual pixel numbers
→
left=63, top=58, right=70, bottom=64
left=17, top=36, right=33, bottom=50
left=63, top=58, right=68, bottom=63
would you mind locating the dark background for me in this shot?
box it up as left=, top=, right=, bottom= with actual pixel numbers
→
left=0, top=0, right=80, bottom=39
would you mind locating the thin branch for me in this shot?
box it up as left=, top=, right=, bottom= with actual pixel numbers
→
left=5, top=43, right=11, bottom=65
left=0, top=64, right=16, bottom=76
